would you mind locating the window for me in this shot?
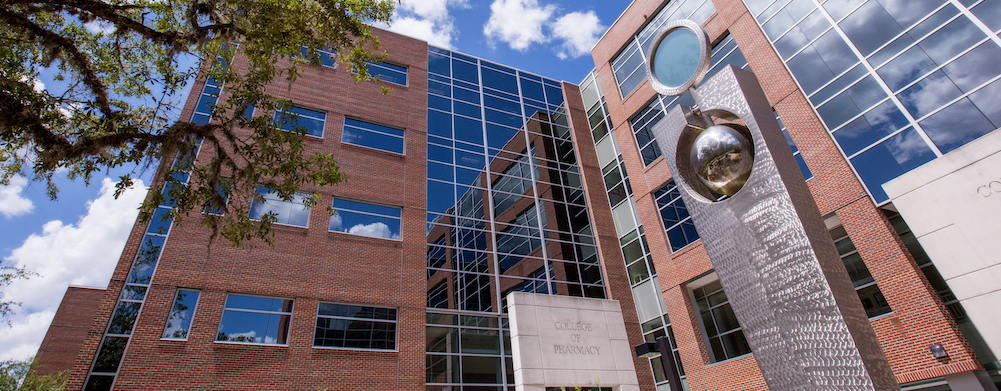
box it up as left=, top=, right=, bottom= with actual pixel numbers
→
left=298, top=46, right=337, bottom=68
left=202, top=181, right=231, bottom=215
left=248, top=186, right=312, bottom=227
left=191, top=77, right=221, bottom=125
left=314, top=303, right=398, bottom=350
left=629, top=100, right=665, bottom=166
left=830, top=226, right=892, bottom=318
left=329, top=198, right=402, bottom=240
left=641, top=315, right=686, bottom=389
left=341, top=118, right=405, bottom=154
left=691, top=274, right=751, bottom=362
left=216, top=294, right=293, bottom=345
left=162, top=289, right=201, bottom=340
left=366, top=61, right=408, bottom=85
left=654, top=181, right=700, bottom=251
left=274, top=106, right=326, bottom=138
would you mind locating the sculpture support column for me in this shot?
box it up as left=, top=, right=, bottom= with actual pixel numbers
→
left=650, top=65, right=899, bottom=390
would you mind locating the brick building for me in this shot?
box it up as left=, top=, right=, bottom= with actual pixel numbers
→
left=36, top=0, right=1001, bottom=389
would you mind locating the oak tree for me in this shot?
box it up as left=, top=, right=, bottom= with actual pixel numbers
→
left=1, top=0, right=396, bottom=246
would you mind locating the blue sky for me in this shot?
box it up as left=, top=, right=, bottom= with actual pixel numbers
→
left=0, top=0, right=629, bottom=361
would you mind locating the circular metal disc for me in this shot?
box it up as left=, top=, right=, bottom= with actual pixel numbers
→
left=645, top=19, right=711, bottom=97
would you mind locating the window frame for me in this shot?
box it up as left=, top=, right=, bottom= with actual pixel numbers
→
left=312, top=302, right=399, bottom=351
left=366, top=61, right=409, bottom=86
left=215, top=293, right=295, bottom=346
left=654, top=181, right=701, bottom=252
left=829, top=225, right=894, bottom=319
left=687, top=272, right=751, bottom=363
left=341, top=117, right=407, bottom=155
left=328, top=197, right=403, bottom=241
left=273, top=105, right=327, bottom=138
left=248, top=186, right=313, bottom=228
left=161, top=288, right=202, bottom=341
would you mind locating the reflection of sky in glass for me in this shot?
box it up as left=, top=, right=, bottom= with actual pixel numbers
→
left=217, top=311, right=288, bottom=345
left=653, top=29, right=701, bottom=88
left=249, top=187, right=311, bottom=227
left=162, top=290, right=200, bottom=339
left=127, top=235, right=166, bottom=284
left=330, top=199, right=402, bottom=240
left=755, top=0, right=1001, bottom=204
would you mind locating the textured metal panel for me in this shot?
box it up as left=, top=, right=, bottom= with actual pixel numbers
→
left=650, top=66, right=898, bottom=390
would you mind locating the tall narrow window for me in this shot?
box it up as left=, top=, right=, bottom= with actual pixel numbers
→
left=690, top=274, right=750, bottom=362
left=274, top=106, right=326, bottom=138
left=830, top=226, right=892, bottom=318
left=341, top=118, right=406, bottom=154
left=216, top=294, right=293, bottom=345
left=248, top=186, right=312, bottom=228
left=329, top=198, right=402, bottom=240
left=314, top=303, right=398, bottom=350
left=162, top=289, right=201, bottom=340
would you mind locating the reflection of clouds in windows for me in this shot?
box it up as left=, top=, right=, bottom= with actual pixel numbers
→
left=883, top=129, right=929, bottom=166
left=163, top=314, right=187, bottom=338
left=864, top=101, right=898, bottom=129
left=329, top=213, right=342, bottom=231
left=899, top=72, right=961, bottom=118
left=877, top=0, right=940, bottom=28
left=224, top=331, right=256, bottom=342
left=920, top=98, right=996, bottom=153
left=347, top=222, right=401, bottom=240
left=941, top=42, right=1001, bottom=92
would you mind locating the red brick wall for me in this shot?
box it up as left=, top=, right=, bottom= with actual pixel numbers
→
left=63, top=27, right=430, bottom=390
left=35, top=287, right=106, bottom=377
left=588, top=0, right=981, bottom=387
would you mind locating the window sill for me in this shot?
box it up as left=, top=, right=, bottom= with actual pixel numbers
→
left=670, top=238, right=702, bottom=256
left=160, top=337, right=189, bottom=342
left=705, top=351, right=754, bottom=367
left=643, top=155, right=666, bottom=173
left=327, top=230, right=403, bottom=244
left=213, top=340, right=289, bottom=347
left=340, top=142, right=406, bottom=159
left=249, top=219, right=310, bottom=231
left=867, top=311, right=896, bottom=322
left=311, top=345, right=399, bottom=353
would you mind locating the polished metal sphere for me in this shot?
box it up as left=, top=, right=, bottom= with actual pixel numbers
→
left=689, top=124, right=754, bottom=196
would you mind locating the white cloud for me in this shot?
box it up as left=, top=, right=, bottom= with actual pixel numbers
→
left=483, top=0, right=556, bottom=51
left=0, top=310, right=55, bottom=361
left=0, top=178, right=147, bottom=361
left=551, top=11, right=604, bottom=59
left=347, top=222, right=400, bottom=240
left=0, top=176, right=34, bottom=218
left=383, top=0, right=467, bottom=49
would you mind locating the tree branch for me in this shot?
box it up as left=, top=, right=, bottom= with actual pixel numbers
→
left=0, top=6, right=113, bottom=116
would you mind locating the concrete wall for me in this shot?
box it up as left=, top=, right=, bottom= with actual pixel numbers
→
left=508, top=292, right=639, bottom=391
left=884, top=128, right=1001, bottom=361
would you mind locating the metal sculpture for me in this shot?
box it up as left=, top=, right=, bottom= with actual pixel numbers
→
left=645, top=20, right=899, bottom=390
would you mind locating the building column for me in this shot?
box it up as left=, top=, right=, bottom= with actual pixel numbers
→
left=944, top=370, right=999, bottom=391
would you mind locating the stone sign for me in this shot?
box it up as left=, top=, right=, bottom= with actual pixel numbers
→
left=507, top=292, right=639, bottom=391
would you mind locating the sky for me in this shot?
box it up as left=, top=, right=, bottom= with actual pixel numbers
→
left=0, top=0, right=630, bottom=361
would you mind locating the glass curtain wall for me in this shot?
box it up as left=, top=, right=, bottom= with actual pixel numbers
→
left=743, top=0, right=1001, bottom=203
left=426, top=47, right=606, bottom=390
